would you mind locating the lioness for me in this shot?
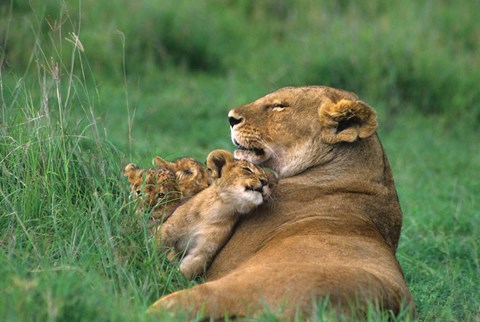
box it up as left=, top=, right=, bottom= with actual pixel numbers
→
left=148, top=86, right=415, bottom=319
left=159, top=149, right=276, bottom=280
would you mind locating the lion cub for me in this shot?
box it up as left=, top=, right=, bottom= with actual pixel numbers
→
left=153, top=156, right=211, bottom=198
left=124, top=164, right=181, bottom=221
left=124, top=156, right=210, bottom=222
left=159, top=149, right=277, bottom=280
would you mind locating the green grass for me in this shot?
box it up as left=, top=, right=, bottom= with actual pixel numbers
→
left=1, top=0, right=479, bottom=321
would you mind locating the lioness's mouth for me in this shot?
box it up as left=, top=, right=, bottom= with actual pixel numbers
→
left=238, top=145, right=265, bottom=156
left=234, top=139, right=265, bottom=156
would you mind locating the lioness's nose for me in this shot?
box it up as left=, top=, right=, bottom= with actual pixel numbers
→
left=228, top=116, right=243, bottom=127
left=228, top=110, right=243, bottom=127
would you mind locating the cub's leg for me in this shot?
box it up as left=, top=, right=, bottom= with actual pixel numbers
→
left=158, top=220, right=183, bottom=248
left=179, top=227, right=233, bottom=279
left=178, top=234, right=218, bottom=279
left=179, top=253, right=210, bottom=280
left=155, top=221, right=184, bottom=261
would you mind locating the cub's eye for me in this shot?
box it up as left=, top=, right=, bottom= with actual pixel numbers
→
left=157, top=192, right=165, bottom=199
left=243, top=167, right=253, bottom=174
left=182, top=169, right=193, bottom=175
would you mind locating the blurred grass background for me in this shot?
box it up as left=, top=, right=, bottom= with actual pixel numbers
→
left=1, top=0, right=479, bottom=321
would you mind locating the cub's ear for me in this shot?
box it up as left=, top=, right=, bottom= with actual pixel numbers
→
left=124, top=163, right=143, bottom=183
left=318, top=99, right=377, bottom=144
left=144, top=169, right=156, bottom=185
left=153, top=156, right=176, bottom=171
left=206, top=149, right=234, bottom=179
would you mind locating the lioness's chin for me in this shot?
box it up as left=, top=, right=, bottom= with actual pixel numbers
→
left=234, top=149, right=271, bottom=165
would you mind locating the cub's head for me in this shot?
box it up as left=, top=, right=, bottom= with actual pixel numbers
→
left=206, top=149, right=277, bottom=213
left=228, top=86, right=378, bottom=178
left=153, top=156, right=210, bottom=198
left=124, top=163, right=181, bottom=217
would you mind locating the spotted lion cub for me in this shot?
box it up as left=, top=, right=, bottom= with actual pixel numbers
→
left=153, top=156, right=211, bottom=198
left=124, top=156, right=210, bottom=222
left=159, top=149, right=277, bottom=280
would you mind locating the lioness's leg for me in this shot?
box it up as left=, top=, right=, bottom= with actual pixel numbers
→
left=147, top=276, right=255, bottom=320
left=147, top=266, right=312, bottom=319
left=148, top=264, right=411, bottom=320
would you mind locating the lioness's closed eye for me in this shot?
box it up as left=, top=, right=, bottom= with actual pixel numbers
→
left=158, top=149, right=277, bottom=280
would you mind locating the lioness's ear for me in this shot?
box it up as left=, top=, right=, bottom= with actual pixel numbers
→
left=153, top=156, right=176, bottom=171
left=124, top=163, right=143, bottom=183
left=318, top=99, right=378, bottom=144
left=206, top=149, right=234, bottom=179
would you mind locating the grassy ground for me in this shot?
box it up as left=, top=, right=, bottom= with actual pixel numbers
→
left=1, top=1, right=479, bottom=321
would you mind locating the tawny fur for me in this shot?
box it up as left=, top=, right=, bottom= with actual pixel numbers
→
left=153, top=156, right=210, bottom=197
left=124, top=163, right=181, bottom=220
left=148, top=86, right=415, bottom=320
left=158, top=149, right=276, bottom=280
left=124, top=156, right=209, bottom=222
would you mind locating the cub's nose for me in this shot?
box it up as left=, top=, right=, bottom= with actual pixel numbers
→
left=260, top=179, right=268, bottom=187
left=228, top=110, right=243, bottom=127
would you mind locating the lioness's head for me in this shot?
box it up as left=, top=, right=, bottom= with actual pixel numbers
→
left=228, top=86, right=378, bottom=178
left=206, top=149, right=277, bottom=213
